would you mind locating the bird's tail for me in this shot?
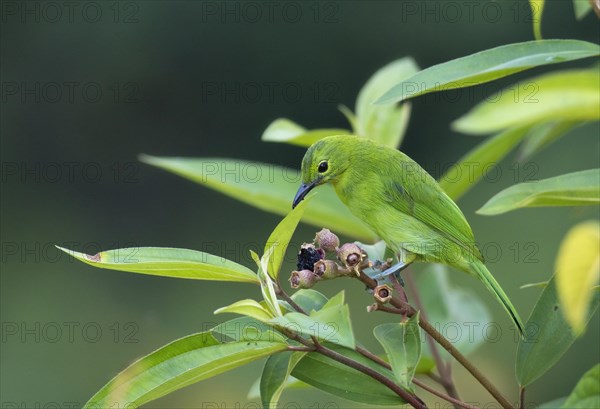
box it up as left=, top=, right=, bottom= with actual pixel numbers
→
left=469, top=261, right=525, bottom=339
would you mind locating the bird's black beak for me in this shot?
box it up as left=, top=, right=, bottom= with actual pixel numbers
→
left=292, top=181, right=317, bottom=209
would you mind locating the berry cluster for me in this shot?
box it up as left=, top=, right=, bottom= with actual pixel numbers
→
left=289, top=228, right=370, bottom=289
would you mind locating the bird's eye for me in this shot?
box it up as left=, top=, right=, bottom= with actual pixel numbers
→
left=318, top=161, right=328, bottom=173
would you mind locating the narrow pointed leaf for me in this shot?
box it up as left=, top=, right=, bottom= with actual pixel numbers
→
left=56, top=246, right=259, bottom=284
left=259, top=247, right=283, bottom=317
left=139, top=156, right=376, bottom=241
left=516, top=276, right=600, bottom=386
left=440, top=125, right=533, bottom=201
left=215, top=299, right=274, bottom=322
left=530, top=0, right=545, bottom=40
left=250, top=250, right=261, bottom=266
left=453, top=69, right=600, bottom=135
left=562, top=364, right=600, bottom=409
left=264, top=199, right=309, bottom=279
left=291, top=343, right=406, bottom=405
left=355, top=57, right=419, bottom=148
left=84, top=332, right=287, bottom=408
left=517, top=121, right=583, bottom=161
left=520, top=281, right=549, bottom=290
left=555, top=221, right=600, bottom=334
left=376, top=40, right=600, bottom=104
left=477, top=169, right=600, bottom=215
left=373, top=313, right=422, bottom=390
left=212, top=317, right=287, bottom=343
left=260, top=351, right=306, bottom=409
left=261, top=118, right=348, bottom=147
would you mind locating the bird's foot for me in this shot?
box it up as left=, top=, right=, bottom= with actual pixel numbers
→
left=371, top=260, right=410, bottom=283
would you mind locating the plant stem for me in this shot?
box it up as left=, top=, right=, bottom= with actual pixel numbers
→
left=277, top=325, right=425, bottom=409
left=355, top=345, right=390, bottom=367
left=368, top=303, right=405, bottom=314
left=427, top=372, right=445, bottom=385
left=276, top=286, right=324, bottom=347
left=357, top=271, right=514, bottom=409
left=417, top=317, right=514, bottom=409
left=355, top=346, right=479, bottom=409
left=413, top=379, right=479, bottom=409
left=276, top=286, right=307, bottom=314
left=519, top=387, right=525, bottom=409
left=405, top=271, right=462, bottom=403
left=314, top=342, right=427, bottom=409
left=275, top=286, right=425, bottom=409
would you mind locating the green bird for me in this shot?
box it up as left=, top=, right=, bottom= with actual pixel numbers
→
left=293, top=135, right=524, bottom=337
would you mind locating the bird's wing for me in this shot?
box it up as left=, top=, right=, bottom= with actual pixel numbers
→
left=382, top=157, right=483, bottom=261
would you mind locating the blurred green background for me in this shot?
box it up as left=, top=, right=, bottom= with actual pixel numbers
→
left=1, top=1, right=599, bottom=407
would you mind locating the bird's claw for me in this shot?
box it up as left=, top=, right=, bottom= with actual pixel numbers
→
left=371, top=260, right=409, bottom=281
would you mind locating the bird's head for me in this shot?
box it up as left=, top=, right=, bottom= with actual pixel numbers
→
left=292, top=135, right=356, bottom=208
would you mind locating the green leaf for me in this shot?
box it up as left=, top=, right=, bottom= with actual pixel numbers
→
left=517, top=121, right=583, bottom=161
left=516, top=276, right=600, bottom=386
left=248, top=375, right=308, bottom=399
left=573, top=0, right=592, bottom=19
left=270, top=301, right=356, bottom=349
left=530, top=0, right=545, bottom=40
left=375, top=40, right=600, bottom=104
left=56, top=246, right=259, bottom=284
left=139, top=156, right=377, bottom=242
left=555, top=221, right=600, bottom=335
left=264, top=198, right=309, bottom=279
left=320, top=290, right=345, bottom=309
left=271, top=292, right=355, bottom=349
left=309, top=304, right=355, bottom=349
left=291, top=343, right=406, bottom=406
left=520, top=281, right=549, bottom=290
left=355, top=57, right=419, bottom=148
left=477, top=169, right=600, bottom=215
left=414, top=265, right=491, bottom=358
left=261, top=118, right=349, bottom=147
left=258, top=247, right=283, bottom=317
left=373, top=313, right=422, bottom=390
left=84, top=332, right=287, bottom=408
left=215, top=299, right=274, bottom=322
left=562, top=364, right=600, bottom=409
left=440, top=125, right=533, bottom=201
left=453, top=69, right=600, bottom=135
left=260, top=351, right=306, bottom=409
left=212, top=317, right=287, bottom=343
left=290, top=289, right=329, bottom=313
